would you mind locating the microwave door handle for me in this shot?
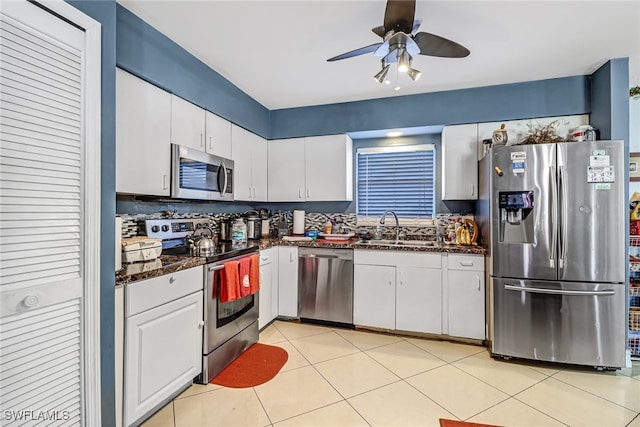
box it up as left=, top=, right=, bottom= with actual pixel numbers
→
left=218, top=161, right=228, bottom=197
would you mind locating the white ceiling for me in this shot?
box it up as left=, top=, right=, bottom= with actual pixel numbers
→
left=117, top=0, right=640, bottom=111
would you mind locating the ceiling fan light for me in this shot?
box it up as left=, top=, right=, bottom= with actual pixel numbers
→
left=397, top=50, right=411, bottom=73
left=373, top=63, right=391, bottom=83
left=407, top=67, right=421, bottom=81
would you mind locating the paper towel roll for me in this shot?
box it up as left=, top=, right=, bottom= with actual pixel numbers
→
left=293, top=210, right=305, bottom=235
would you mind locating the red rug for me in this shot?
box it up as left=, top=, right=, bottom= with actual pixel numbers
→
left=209, top=343, right=288, bottom=388
left=440, top=419, right=500, bottom=427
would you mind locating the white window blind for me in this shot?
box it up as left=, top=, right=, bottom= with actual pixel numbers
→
left=357, top=144, right=435, bottom=219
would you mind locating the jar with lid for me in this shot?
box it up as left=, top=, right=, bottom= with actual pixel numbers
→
left=231, top=218, right=247, bottom=244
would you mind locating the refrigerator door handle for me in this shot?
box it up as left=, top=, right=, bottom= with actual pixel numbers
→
left=558, top=165, right=568, bottom=270
left=549, top=165, right=558, bottom=269
left=504, top=284, right=615, bottom=296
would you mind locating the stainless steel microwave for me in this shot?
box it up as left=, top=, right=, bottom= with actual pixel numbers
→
left=171, top=144, right=234, bottom=201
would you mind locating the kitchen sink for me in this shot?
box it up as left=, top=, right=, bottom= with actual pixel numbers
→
left=356, top=239, right=439, bottom=248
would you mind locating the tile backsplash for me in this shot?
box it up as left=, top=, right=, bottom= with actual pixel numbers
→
left=119, top=211, right=473, bottom=241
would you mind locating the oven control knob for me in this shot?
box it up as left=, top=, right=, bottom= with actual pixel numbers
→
left=151, top=225, right=160, bottom=233
left=161, top=225, right=169, bottom=232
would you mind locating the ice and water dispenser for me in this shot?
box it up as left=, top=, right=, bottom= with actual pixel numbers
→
left=499, top=191, right=534, bottom=243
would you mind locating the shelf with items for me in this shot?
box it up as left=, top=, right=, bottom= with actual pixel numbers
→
left=630, top=233, right=640, bottom=357
left=629, top=231, right=640, bottom=358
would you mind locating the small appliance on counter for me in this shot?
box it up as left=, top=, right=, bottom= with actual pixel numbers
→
left=219, top=215, right=239, bottom=242
left=275, top=211, right=289, bottom=237
left=242, top=210, right=262, bottom=240
left=121, top=236, right=162, bottom=263
left=259, top=208, right=272, bottom=238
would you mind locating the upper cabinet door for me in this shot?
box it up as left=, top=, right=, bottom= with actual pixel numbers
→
left=305, top=135, right=353, bottom=201
left=231, top=124, right=253, bottom=201
left=442, top=124, right=478, bottom=200
left=171, top=95, right=206, bottom=150
left=116, top=69, right=171, bottom=196
left=252, top=135, right=268, bottom=202
left=268, top=138, right=305, bottom=201
left=205, top=111, right=232, bottom=158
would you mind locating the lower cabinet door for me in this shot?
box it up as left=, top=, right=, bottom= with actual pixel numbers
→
left=125, top=291, right=203, bottom=426
left=354, top=264, right=395, bottom=329
left=396, top=267, right=442, bottom=334
left=278, top=246, right=298, bottom=317
left=448, top=270, right=485, bottom=339
left=259, top=258, right=273, bottom=329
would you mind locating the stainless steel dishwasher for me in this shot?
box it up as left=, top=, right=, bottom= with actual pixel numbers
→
left=298, top=247, right=354, bottom=325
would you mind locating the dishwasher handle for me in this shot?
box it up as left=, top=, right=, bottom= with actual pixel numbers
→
left=299, top=254, right=339, bottom=259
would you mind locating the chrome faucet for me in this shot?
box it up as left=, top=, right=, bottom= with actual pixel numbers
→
left=379, top=210, right=400, bottom=243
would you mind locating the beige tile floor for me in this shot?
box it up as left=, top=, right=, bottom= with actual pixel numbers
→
left=142, top=320, right=640, bottom=427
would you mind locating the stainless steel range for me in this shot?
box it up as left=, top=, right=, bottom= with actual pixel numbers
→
left=145, top=218, right=260, bottom=384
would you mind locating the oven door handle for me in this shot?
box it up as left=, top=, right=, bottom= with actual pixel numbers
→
left=208, top=265, right=225, bottom=272
left=504, top=284, right=614, bottom=296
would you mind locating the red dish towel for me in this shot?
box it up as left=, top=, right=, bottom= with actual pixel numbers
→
left=249, top=254, right=260, bottom=295
left=219, top=260, right=240, bottom=303
left=239, top=256, right=252, bottom=297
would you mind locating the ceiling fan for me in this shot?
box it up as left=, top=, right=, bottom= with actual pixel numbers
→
left=327, top=0, right=470, bottom=84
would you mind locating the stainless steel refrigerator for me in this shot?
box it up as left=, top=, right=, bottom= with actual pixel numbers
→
left=477, top=140, right=626, bottom=369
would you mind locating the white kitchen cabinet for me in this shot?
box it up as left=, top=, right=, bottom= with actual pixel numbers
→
left=278, top=246, right=298, bottom=317
left=259, top=247, right=279, bottom=329
left=116, top=68, right=171, bottom=196
left=170, top=96, right=232, bottom=158
left=354, top=250, right=442, bottom=334
left=232, top=124, right=268, bottom=201
left=447, top=254, right=485, bottom=340
left=124, top=266, right=203, bottom=426
left=396, top=266, right=442, bottom=334
left=205, top=111, right=232, bottom=158
left=115, top=285, right=124, bottom=427
left=171, top=94, right=206, bottom=151
left=305, top=134, right=353, bottom=201
left=268, top=138, right=306, bottom=201
left=266, top=134, right=353, bottom=202
left=353, top=264, right=395, bottom=329
left=442, top=124, right=478, bottom=200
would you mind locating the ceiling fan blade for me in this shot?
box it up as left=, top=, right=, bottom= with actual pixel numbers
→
left=413, top=32, right=470, bottom=58
left=372, top=25, right=386, bottom=38
left=327, top=43, right=383, bottom=62
left=383, top=0, right=416, bottom=34
left=411, top=19, right=422, bottom=34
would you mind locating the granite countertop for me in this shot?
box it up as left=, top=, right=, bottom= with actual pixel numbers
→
left=116, top=255, right=206, bottom=286
left=116, top=237, right=486, bottom=285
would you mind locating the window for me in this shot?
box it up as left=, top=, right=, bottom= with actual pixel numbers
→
left=356, top=144, right=436, bottom=222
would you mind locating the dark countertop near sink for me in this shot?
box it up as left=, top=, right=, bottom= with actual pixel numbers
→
left=116, top=237, right=486, bottom=285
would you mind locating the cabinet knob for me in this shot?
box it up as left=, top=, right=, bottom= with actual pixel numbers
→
left=169, top=276, right=176, bottom=284
left=197, top=321, right=205, bottom=329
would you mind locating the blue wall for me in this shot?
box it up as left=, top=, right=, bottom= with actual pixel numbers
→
left=270, top=76, right=591, bottom=138
left=66, top=1, right=117, bottom=426
left=116, top=4, right=270, bottom=138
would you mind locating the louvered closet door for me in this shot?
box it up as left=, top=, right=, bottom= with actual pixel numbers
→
left=0, top=2, right=87, bottom=425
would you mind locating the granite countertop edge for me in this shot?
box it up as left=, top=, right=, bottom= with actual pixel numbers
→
left=116, top=238, right=486, bottom=285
